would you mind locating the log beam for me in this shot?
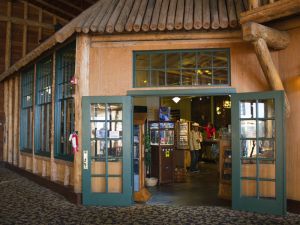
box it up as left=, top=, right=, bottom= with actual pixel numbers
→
left=243, top=22, right=290, bottom=50
left=0, top=15, right=55, bottom=30
left=253, top=38, right=290, bottom=115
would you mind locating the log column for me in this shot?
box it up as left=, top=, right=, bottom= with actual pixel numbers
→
left=74, top=34, right=90, bottom=193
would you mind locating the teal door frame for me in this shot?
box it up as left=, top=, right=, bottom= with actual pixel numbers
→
left=231, top=91, right=286, bottom=215
left=82, top=96, right=132, bottom=206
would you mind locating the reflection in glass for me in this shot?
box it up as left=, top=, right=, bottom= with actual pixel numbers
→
left=259, top=181, right=275, bottom=199
left=151, top=54, right=165, bottom=69
left=182, top=69, right=197, bottom=85
left=90, top=104, right=105, bottom=120
left=258, top=140, right=275, bottom=159
left=108, top=140, right=122, bottom=158
left=240, top=100, right=256, bottom=118
left=198, top=52, right=212, bottom=67
left=150, top=130, right=159, bottom=145
left=213, top=51, right=228, bottom=67
left=108, top=104, right=122, bottom=120
left=241, top=180, right=257, bottom=197
left=258, top=99, right=274, bottom=118
left=258, top=120, right=275, bottom=138
left=135, top=70, right=149, bottom=87
left=166, top=53, right=180, bottom=68
left=182, top=52, right=196, bottom=68
left=241, top=140, right=257, bottom=158
left=166, top=70, right=180, bottom=86
left=135, top=54, right=149, bottom=69
left=91, top=140, right=105, bottom=158
left=241, top=120, right=256, bottom=138
left=91, top=122, right=106, bottom=138
left=199, top=69, right=212, bottom=85
left=151, top=70, right=165, bottom=86
left=213, top=68, right=228, bottom=85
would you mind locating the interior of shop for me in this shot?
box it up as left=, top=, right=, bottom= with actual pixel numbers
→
left=133, top=95, right=232, bottom=206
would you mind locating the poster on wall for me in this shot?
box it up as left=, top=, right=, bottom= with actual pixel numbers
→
left=159, top=107, right=171, bottom=121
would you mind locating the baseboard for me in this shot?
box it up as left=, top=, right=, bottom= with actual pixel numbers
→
left=4, top=162, right=82, bottom=205
left=287, top=199, right=300, bottom=214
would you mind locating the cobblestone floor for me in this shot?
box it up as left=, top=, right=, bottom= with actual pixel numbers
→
left=0, top=167, right=300, bottom=225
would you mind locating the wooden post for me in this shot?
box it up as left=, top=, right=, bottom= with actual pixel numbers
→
left=248, top=0, right=260, bottom=10
left=13, top=76, right=20, bottom=166
left=42, top=160, right=47, bottom=177
left=50, top=52, right=57, bottom=181
left=243, top=22, right=290, bottom=50
left=3, top=81, right=8, bottom=162
left=253, top=38, right=290, bottom=115
left=8, top=78, right=13, bottom=164
left=74, top=34, right=90, bottom=193
left=5, top=1, right=12, bottom=70
left=23, top=2, right=28, bottom=57
left=64, top=165, right=70, bottom=186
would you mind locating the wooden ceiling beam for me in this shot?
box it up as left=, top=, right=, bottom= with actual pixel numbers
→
left=55, top=0, right=85, bottom=12
left=0, top=15, right=55, bottom=29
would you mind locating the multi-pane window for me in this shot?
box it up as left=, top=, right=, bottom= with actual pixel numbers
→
left=35, top=57, right=53, bottom=156
left=20, top=67, right=34, bottom=152
left=134, top=49, right=230, bottom=87
left=55, top=44, right=75, bottom=160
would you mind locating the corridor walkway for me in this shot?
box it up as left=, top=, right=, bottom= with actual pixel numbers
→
left=0, top=167, right=299, bottom=225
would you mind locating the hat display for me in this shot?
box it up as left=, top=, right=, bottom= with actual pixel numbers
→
left=192, top=122, right=199, bottom=127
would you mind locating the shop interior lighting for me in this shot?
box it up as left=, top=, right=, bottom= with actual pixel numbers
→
left=172, top=97, right=181, bottom=103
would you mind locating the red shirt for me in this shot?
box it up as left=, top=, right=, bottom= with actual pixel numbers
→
left=204, top=126, right=216, bottom=139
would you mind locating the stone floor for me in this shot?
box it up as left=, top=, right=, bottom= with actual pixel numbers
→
left=1, top=167, right=300, bottom=225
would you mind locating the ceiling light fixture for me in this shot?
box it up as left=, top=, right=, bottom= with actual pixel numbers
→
left=172, top=97, right=181, bottom=103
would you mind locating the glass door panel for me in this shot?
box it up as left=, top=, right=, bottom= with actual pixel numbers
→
left=82, top=96, right=132, bottom=206
left=232, top=91, right=285, bottom=215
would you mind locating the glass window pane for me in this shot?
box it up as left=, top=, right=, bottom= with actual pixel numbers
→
left=166, top=53, right=180, bottom=68
left=108, top=140, right=122, bottom=158
left=135, top=70, right=149, bottom=87
left=135, top=54, right=149, bottom=69
left=213, top=51, right=228, bottom=67
left=182, top=52, right=196, bottom=69
left=151, top=53, right=165, bottom=69
left=258, top=120, right=275, bottom=138
left=91, top=104, right=105, bottom=120
left=91, top=122, right=107, bottom=138
left=91, top=177, right=106, bottom=193
left=258, top=140, right=275, bottom=159
left=108, top=177, right=122, bottom=193
left=108, top=104, right=122, bottom=120
left=151, top=70, right=165, bottom=86
left=241, top=180, right=257, bottom=197
left=166, top=69, right=180, bottom=86
left=198, top=52, right=212, bottom=68
left=91, top=140, right=106, bottom=159
left=199, top=69, right=212, bottom=85
left=241, top=120, right=256, bottom=138
left=213, top=68, right=228, bottom=85
left=240, top=100, right=256, bottom=118
left=259, top=181, right=275, bottom=199
left=241, top=140, right=257, bottom=158
left=182, top=69, right=197, bottom=86
left=258, top=99, right=275, bottom=118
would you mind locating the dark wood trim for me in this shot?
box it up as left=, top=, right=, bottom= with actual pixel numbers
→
left=4, top=162, right=82, bottom=205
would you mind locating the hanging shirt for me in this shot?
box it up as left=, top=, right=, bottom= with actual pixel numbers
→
left=189, top=130, right=203, bottom=151
left=204, top=126, right=216, bottom=139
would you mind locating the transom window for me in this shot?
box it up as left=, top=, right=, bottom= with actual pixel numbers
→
left=35, top=57, right=53, bottom=156
left=20, top=66, right=34, bottom=152
left=134, top=49, right=230, bottom=87
left=55, top=44, right=75, bottom=160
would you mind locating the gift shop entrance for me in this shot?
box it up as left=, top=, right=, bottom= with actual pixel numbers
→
left=131, top=90, right=286, bottom=215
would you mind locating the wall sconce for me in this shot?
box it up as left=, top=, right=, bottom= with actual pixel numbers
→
left=223, top=100, right=231, bottom=108
left=172, top=97, right=181, bottom=103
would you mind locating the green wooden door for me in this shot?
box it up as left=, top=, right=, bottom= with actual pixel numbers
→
left=231, top=91, right=286, bottom=215
left=82, top=96, right=132, bottom=206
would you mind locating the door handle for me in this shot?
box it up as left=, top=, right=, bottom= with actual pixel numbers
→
left=83, top=150, right=88, bottom=170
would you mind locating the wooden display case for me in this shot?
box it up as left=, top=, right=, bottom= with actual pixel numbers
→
left=218, top=138, right=232, bottom=200
left=149, top=121, right=175, bottom=184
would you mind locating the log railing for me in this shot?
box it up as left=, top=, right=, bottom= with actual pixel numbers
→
left=248, top=0, right=279, bottom=10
